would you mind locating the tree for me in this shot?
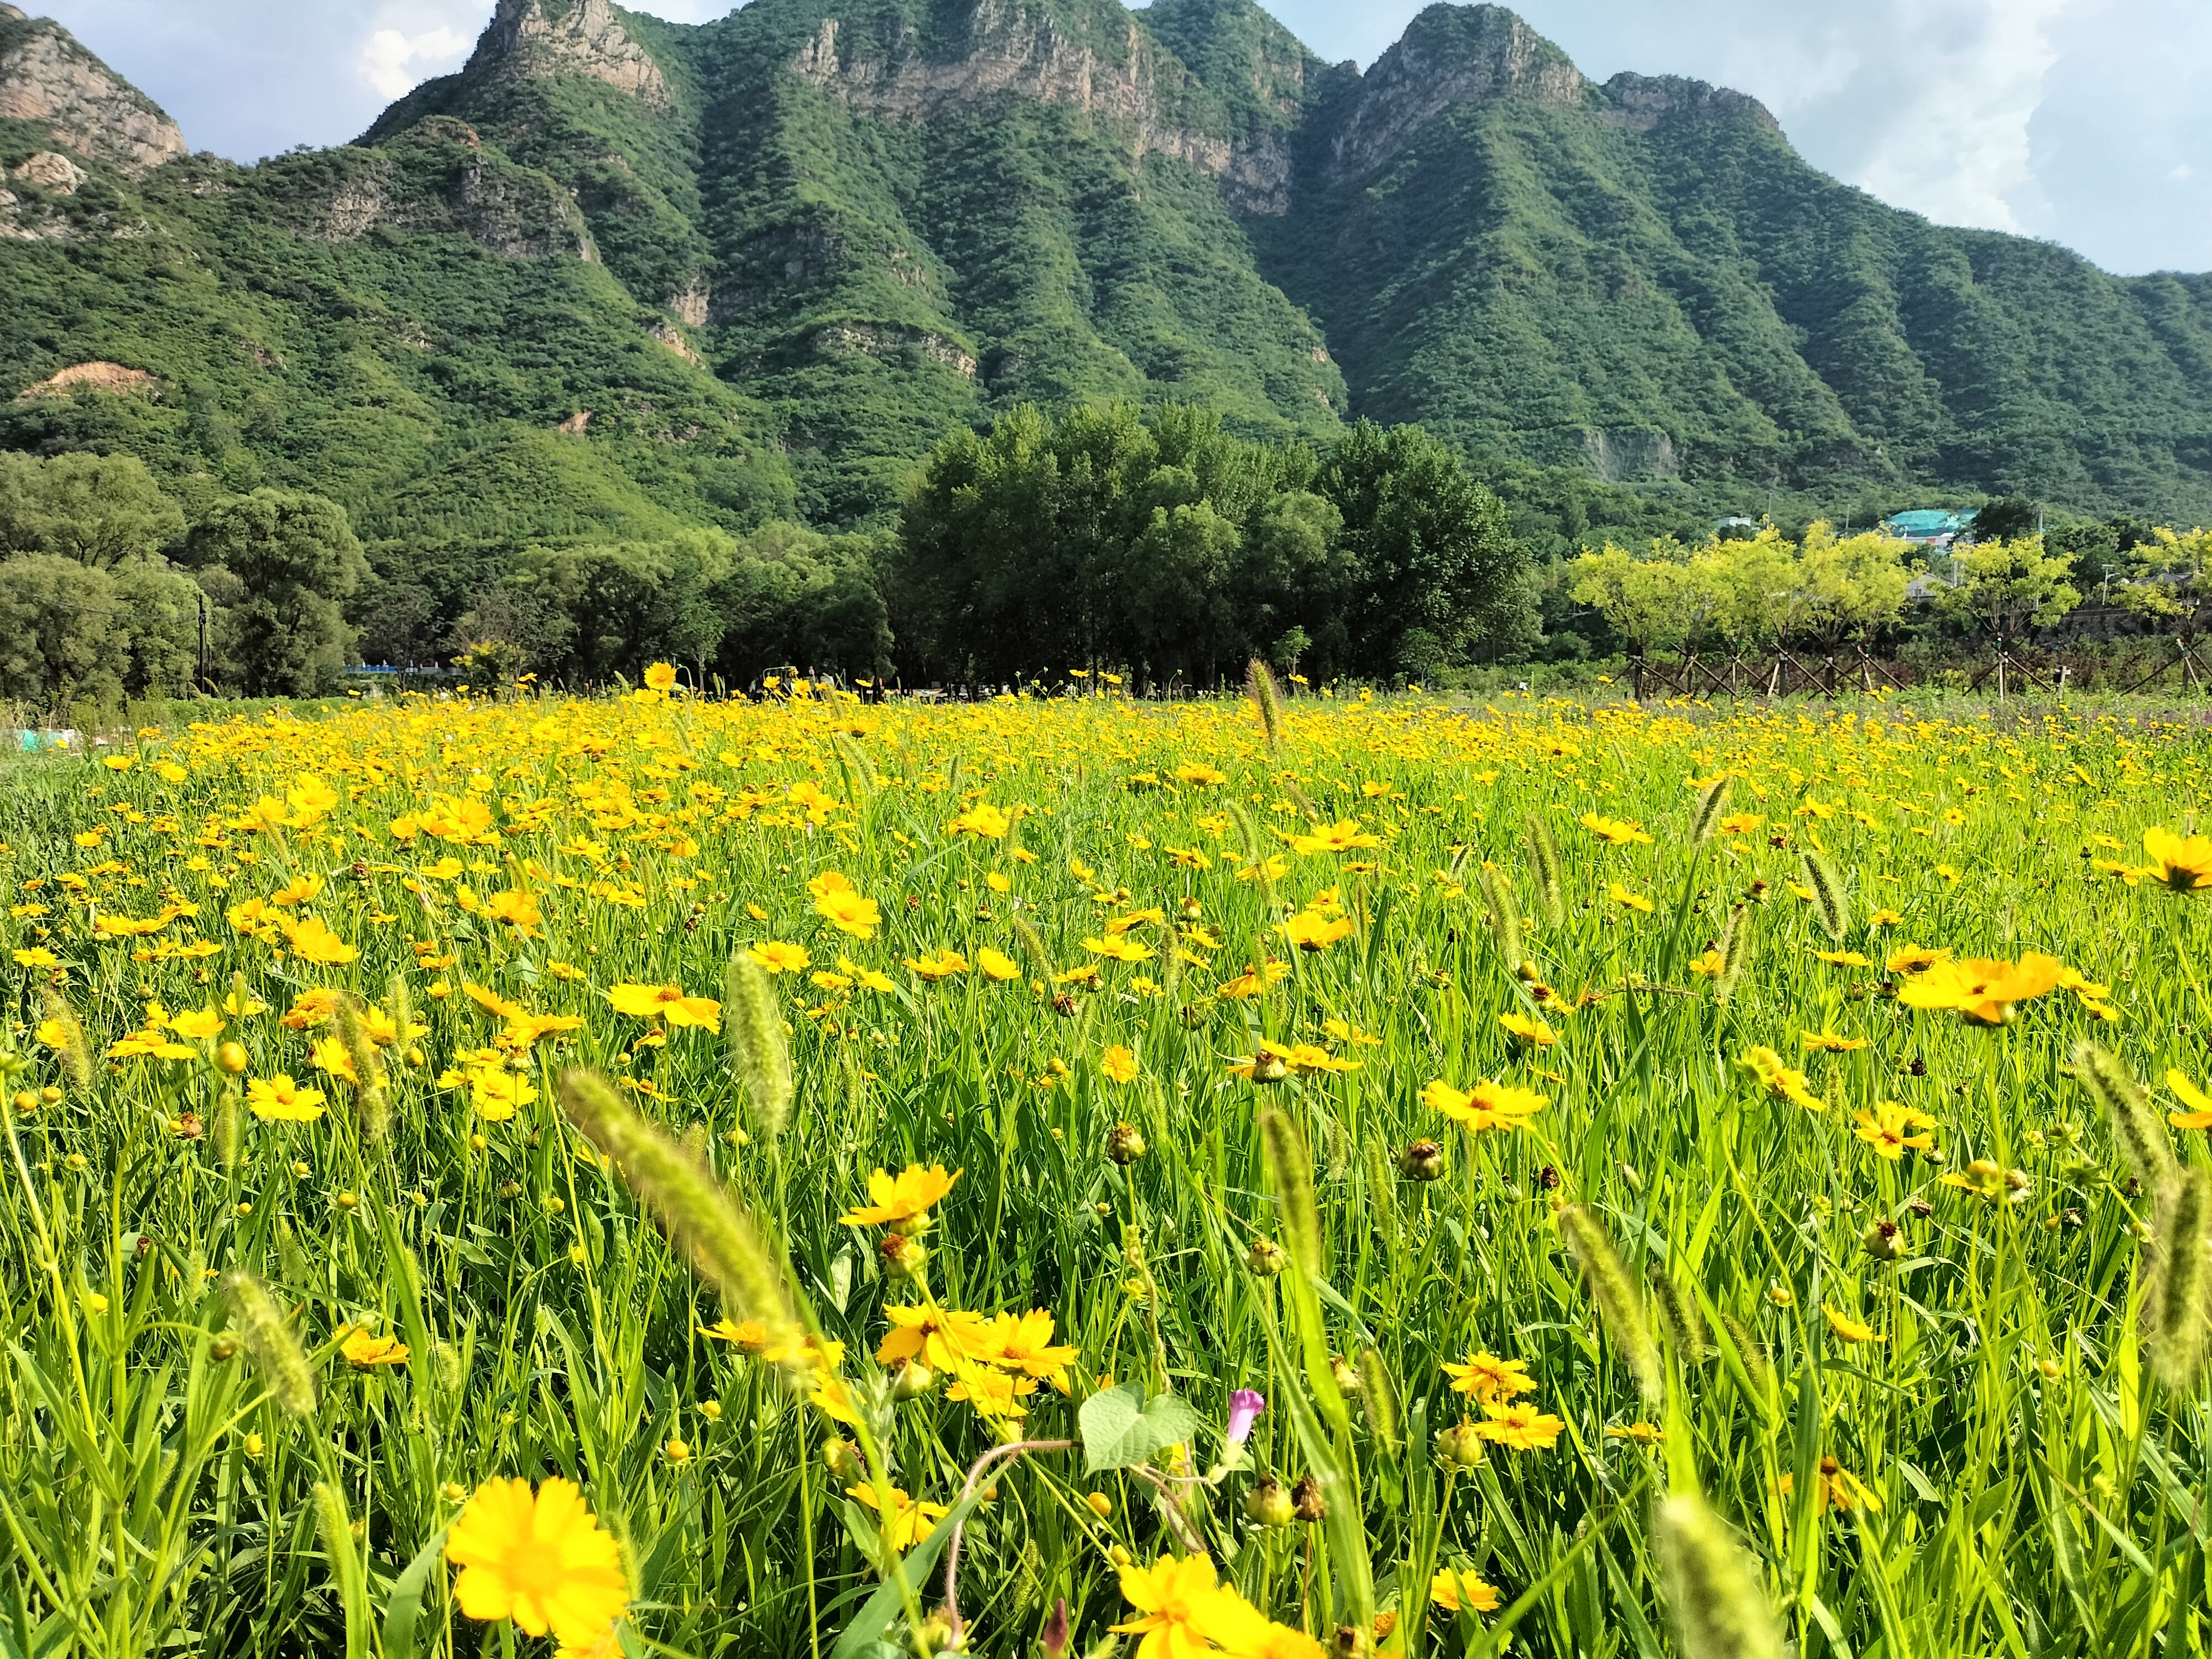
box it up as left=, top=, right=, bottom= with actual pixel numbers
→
left=1787, top=522, right=1911, bottom=649
left=1318, top=421, right=1532, bottom=673
left=2116, top=526, right=2212, bottom=624
left=1937, top=536, right=2080, bottom=639
left=108, top=560, right=204, bottom=696
left=0, top=554, right=123, bottom=707
left=1969, top=498, right=2039, bottom=544
left=714, top=524, right=894, bottom=683
left=188, top=491, right=367, bottom=697
left=0, top=451, right=185, bottom=569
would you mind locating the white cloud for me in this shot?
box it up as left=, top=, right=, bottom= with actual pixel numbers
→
left=358, top=23, right=469, bottom=100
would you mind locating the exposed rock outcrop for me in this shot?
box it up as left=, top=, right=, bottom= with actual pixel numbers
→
left=1321, top=4, right=1587, bottom=186
left=790, top=8, right=1293, bottom=214
left=463, top=0, right=669, bottom=107
left=16, top=360, right=160, bottom=399
left=0, top=11, right=188, bottom=175
left=1600, top=72, right=1779, bottom=134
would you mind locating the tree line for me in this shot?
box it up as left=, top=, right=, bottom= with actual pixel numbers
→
left=7, top=405, right=2209, bottom=715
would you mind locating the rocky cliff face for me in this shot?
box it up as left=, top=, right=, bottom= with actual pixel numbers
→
left=463, top=0, right=670, bottom=108
left=789, top=4, right=1293, bottom=213
left=1599, top=72, right=1780, bottom=135
left=0, top=7, right=187, bottom=175
left=1318, top=4, right=1587, bottom=186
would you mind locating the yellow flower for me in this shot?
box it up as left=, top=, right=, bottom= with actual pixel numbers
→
left=810, top=873, right=880, bottom=939
left=2141, top=826, right=2212, bottom=894
left=1278, top=909, right=1354, bottom=950
left=471, top=1067, right=538, bottom=1122
left=12, top=946, right=59, bottom=968
left=1823, top=1306, right=1882, bottom=1343
left=169, top=1008, right=225, bottom=1041
left=1885, top=944, right=1949, bottom=975
left=1499, top=1011, right=1557, bottom=1047
left=608, top=983, right=722, bottom=1029
left=977, top=946, right=1022, bottom=981
left=839, top=1164, right=959, bottom=1227
left=847, top=1484, right=947, bottom=1552
left=1286, top=819, right=1381, bottom=855
left=1101, top=1045, right=1140, bottom=1084
left=1083, top=934, right=1150, bottom=963
left=1852, top=1100, right=1936, bottom=1159
left=1430, top=1565, right=1503, bottom=1614
left=877, top=1304, right=992, bottom=1371
left=749, top=940, right=811, bottom=975
left=1110, top=1556, right=1252, bottom=1659
left=1474, top=1399, right=1564, bottom=1451
left=948, top=801, right=1012, bottom=838
left=1896, top=952, right=2064, bottom=1025
left=906, top=948, right=969, bottom=980
left=1606, top=880, right=1654, bottom=914
left=281, top=917, right=359, bottom=966
left=247, top=1074, right=328, bottom=1123
left=447, top=1477, right=629, bottom=1645
left=642, top=662, right=679, bottom=692
left=1579, top=812, right=1651, bottom=847
left=1441, top=1350, right=1537, bottom=1404
left=1799, top=1030, right=1866, bottom=1052
left=1810, top=948, right=1872, bottom=968
left=1425, top=1078, right=1545, bottom=1132
left=2168, top=1069, right=2212, bottom=1130
left=1743, top=1046, right=1822, bottom=1112
left=341, top=1328, right=410, bottom=1368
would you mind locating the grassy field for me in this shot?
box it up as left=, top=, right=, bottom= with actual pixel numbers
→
left=3, top=680, right=2209, bottom=1659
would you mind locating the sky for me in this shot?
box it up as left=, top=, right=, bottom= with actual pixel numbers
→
left=24, top=0, right=2210, bottom=275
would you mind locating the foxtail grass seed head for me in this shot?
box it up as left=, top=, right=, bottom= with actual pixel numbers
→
left=722, top=947, right=793, bottom=1142
left=559, top=1069, right=806, bottom=1368
left=1648, top=1266, right=1709, bottom=1360
left=2072, top=1040, right=2172, bottom=1183
left=40, top=987, right=91, bottom=1093
left=1558, top=1205, right=1662, bottom=1400
left=1714, top=904, right=1751, bottom=1004
left=1357, top=1344, right=1401, bottom=1452
left=222, top=1271, right=316, bottom=1417
left=1799, top=849, right=1850, bottom=942
left=385, top=974, right=414, bottom=1057
left=1281, top=775, right=1323, bottom=823
left=1227, top=800, right=1266, bottom=872
left=1691, top=774, right=1733, bottom=846
left=1246, top=657, right=1284, bottom=751
left=213, top=1087, right=242, bottom=1171
left=331, top=996, right=389, bottom=1138
left=1526, top=814, right=1566, bottom=928
left=1257, top=1105, right=1322, bottom=1278
left=1012, top=913, right=1054, bottom=982
left=1717, top=1312, right=1771, bottom=1398
left=1478, top=863, right=1522, bottom=968
left=2145, top=1166, right=2212, bottom=1389
left=830, top=730, right=878, bottom=798
left=1655, top=1493, right=1783, bottom=1659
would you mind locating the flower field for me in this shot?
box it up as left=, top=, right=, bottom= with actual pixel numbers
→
left=4, top=680, right=2211, bottom=1659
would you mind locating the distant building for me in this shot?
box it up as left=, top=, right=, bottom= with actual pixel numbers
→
left=1880, top=508, right=1979, bottom=548
left=1714, top=515, right=1758, bottom=534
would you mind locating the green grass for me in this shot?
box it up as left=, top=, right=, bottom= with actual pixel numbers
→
left=1, top=686, right=2208, bottom=1657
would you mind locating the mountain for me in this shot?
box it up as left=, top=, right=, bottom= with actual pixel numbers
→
left=4, top=0, right=2211, bottom=556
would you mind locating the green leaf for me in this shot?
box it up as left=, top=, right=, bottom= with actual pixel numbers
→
left=1078, top=1383, right=1201, bottom=1475
left=828, top=1490, right=980, bottom=1659
left=378, top=1522, right=451, bottom=1659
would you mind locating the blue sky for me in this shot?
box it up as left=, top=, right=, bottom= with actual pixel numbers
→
left=27, top=0, right=2210, bottom=275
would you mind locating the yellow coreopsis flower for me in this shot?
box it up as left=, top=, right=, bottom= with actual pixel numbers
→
left=1852, top=1100, right=1935, bottom=1159
left=977, top=946, right=1022, bottom=981
left=1579, top=812, right=1651, bottom=847
left=447, top=1477, right=629, bottom=1646
left=608, top=983, right=722, bottom=1029
left=847, top=1484, right=947, bottom=1552
left=1896, top=952, right=2064, bottom=1025
left=1100, top=1045, right=1140, bottom=1083
left=247, top=1074, right=328, bottom=1123
left=839, top=1164, right=959, bottom=1227
left=2140, top=826, right=2212, bottom=894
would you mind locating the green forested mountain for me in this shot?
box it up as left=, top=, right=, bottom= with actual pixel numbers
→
left=4, top=0, right=2211, bottom=558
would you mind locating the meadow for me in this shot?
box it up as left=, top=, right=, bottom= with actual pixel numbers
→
left=3, top=676, right=2210, bottom=1659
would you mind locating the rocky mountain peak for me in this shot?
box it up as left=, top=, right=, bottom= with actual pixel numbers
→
left=462, top=0, right=670, bottom=107
left=1600, top=71, right=1780, bottom=134
left=1321, top=3, right=1587, bottom=185
left=0, top=9, right=188, bottom=176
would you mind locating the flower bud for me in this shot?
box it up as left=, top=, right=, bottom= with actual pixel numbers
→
left=892, top=1361, right=936, bottom=1400
left=1398, top=1139, right=1444, bottom=1182
left=1245, top=1237, right=1287, bottom=1276
left=1249, top=1050, right=1290, bottom=1084
left=1436, top=1421, right=1486, bottom=1469
left=1331, top=1626, right=1371, bottom=1659
left=821, top=1438, right=862, bottom=1481
left=216, top=1042, right=248, bottom=1075
left=880, top=1232, right=929, bottom=1283
left=1329, top=1354, right=1361, bottom=1396
left=243, top=1432, right=263, bottom=1458
left=209, top=1334, right=239, bottom=1361
left=176, top=1111, right=203, bottom=1140
left=665, top=1438, right=691, bottom=1464
left=1291, top=1473, right=1324, bottom=1522
left=1245, top=1476, right=1296, bottom=1527
left=1106, top=1123, right=1147, bottom=1165
left=1862, top=1218, right=1904, bottom=1261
